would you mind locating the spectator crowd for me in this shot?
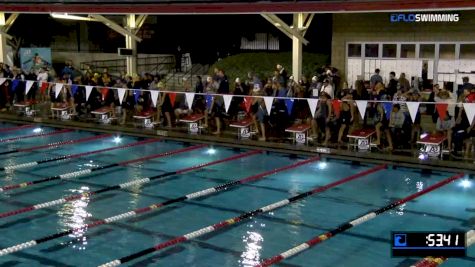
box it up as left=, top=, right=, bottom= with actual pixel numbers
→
left=1, top=60, right=475, bottom=159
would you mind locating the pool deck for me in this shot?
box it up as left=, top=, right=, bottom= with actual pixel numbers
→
left=1, top=112, right=474, bottom=174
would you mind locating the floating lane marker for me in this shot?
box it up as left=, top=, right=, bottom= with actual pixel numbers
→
left=0, top=133, right=113, bottom=156
left=0, top=136, right=153, bottom=172
left=0, top=149, right=261, bottom=218
left=0, top=129, right=73, bottom=143
left=95, top=164, right=386, bottom=267
left=0, top=141, right=201, bottom=194
left=0, top=124, right=34, bottom=133
left=0, top=153, right=316, bottom=256
left=410, top=229, right=475, bottom=267
left=256, top=172, right=465, bottom=267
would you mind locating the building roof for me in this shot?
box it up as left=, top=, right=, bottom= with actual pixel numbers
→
left=0, top=0, right=474, bottom=14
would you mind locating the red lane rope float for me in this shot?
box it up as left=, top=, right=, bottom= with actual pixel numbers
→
left=0, top=124, right=34, bottom=133
left=0, top=153, right=317, bottom=257
left=410, top=229, right=475, bottom=267
left=0, top=149, right=261, bottom=218
left=0, top=129, right=73, bottom=143
left=0, top=140, right=201, bottom=195
left=0, top=133, right=113, bottom=156
left=95, top=164, right=386, bottom=267
left=1, top=134, right=129, bottom=171
left=256, top=172, right=465, bottom=267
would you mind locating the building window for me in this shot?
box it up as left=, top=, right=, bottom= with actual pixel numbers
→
left=401, top=44, right=416, bottom=58
left=439, top=44, right=456, bottom=59
left=419, top=44, right=435, bottom=58
left=382, top=44, right=397, bottom=58
left=348, top=44, right=361, bottom=57
left=460, top=44, right=475, bottom=59
left=365, top=44, right=379, bottom=57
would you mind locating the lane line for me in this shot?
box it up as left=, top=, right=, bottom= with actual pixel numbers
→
left=0, top=149, right=261, bottom=218
left=0, top=142, right=202, bottom=194
left=0, top=133, right=113, bottom=156
left=0, top=137, right=155, bottom=172
left=0, top=129, right=73, bottom=143
left=256, top=172, right=465, bottom=267
left=95, top=164, right=386, bottom=266
left=0, top=155, right=318, bottom=256
left=0, top=124, right=34, bottom=133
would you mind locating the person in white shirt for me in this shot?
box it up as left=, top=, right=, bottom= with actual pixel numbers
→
left=320, top=79, right=334, bottom=99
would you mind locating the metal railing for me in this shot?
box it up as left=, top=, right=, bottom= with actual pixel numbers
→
left=80, top=55, right=175, bottom=76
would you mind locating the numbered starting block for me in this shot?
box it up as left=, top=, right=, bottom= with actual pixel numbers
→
left=133, top=111, right=156, bottom=128
left=347, top=129, right=376, bottom=151
left=417, top=134, right=446, bottom=158
left=285, top=124, right=311, bottom=145
left=179, top=114, right=205, bottom=134
left=91, top=107, right=114, bottom=124
left=51, top=104, right=73, bottom=120
left=14, top=101, right=37, bottom=117
left=230, top=118, right=253, bottom=139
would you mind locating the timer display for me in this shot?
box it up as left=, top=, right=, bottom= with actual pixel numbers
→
left=391, top=231, right=466, bottom=257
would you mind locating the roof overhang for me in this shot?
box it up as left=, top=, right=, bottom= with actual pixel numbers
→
left=0, top=0, right=475, bottom=14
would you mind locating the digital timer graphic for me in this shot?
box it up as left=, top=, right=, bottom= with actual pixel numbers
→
left=391, top=232, right=466, bottom=257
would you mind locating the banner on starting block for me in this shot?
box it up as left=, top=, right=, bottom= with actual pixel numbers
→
left=296, top=132, right=306, bottom=144
left=358, top=138, right=370, bottom=150
left=240, top=127, right=251, bottom=138
left=189, top=122, right=199, bottom=134
left=424, top=144, right=441, bottom=157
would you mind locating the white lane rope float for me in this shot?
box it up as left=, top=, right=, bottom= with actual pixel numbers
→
left=96, top=164, right=387, bottom=266
left=0, top=155, right=320, bottom=257
left=255, top=172, right=465, bottom=267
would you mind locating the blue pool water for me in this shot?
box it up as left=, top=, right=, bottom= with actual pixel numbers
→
left=0, top=122, right=473, bottom=267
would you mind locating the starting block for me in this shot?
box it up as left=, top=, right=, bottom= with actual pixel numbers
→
left=285, top=124, right=311, bottom=145
left=179, top=114, right=205, bottom=134
left=347, top=129, right=376, bottom=151
left=91, top=107, right=114, bottom=124
left=51, top=103, right=73, bottom=120
left=417, top=134, right=446, bottom=158
left=133, top=111, right=156, bottom=128
left=230, top=118, right=253, bottom=139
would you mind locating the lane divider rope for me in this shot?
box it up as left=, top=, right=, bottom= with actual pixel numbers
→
left=96, top=163, right=386, bottom=266
left=410, top=229, right=475, bottom=267
left=0, top=154, right=316, bottom=256
left=0, top=136, right=152, bottom=171
left=0, top=133, right=113, bottom=156
left=0, top=149, right=261, bottom=218
left=0, top=140, right=200, bottom=194
left=0, top=129, right=73, bottom=143
left=256, top=172, right=465, bottom=267
left=0, top=124, right=34, bottom=133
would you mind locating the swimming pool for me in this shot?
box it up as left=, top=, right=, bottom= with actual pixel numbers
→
left=0, top=122, right=473, bottom=267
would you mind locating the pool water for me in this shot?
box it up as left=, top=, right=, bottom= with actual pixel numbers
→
left=0, top=122, right=473, bottom=267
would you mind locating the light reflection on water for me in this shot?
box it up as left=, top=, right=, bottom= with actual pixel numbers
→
left=387, top=176, right=424, bottom=216
left=126, top=166, right=144, bottom=209
left=58, top=186, right=91, bottom=250
left=239, top=222, right=264, bottom=267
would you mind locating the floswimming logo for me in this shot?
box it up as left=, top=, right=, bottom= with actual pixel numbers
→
left=390, top=13, right=460, bottom=23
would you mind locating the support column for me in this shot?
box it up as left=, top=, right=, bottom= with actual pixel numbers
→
left=292, top=13, right=304, bottom=82
left=126, top=14, right=137, bottom=75
left=0, top=13, right=7, bottom=64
